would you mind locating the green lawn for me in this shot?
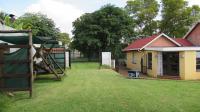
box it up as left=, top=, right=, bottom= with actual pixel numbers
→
left=1, top=62, right=200, bottom=112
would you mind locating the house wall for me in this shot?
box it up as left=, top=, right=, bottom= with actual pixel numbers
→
left=126, top=50, right=158, bottom=77
left=179, top=51, right=200, bottom=80
left=186, top=24, right=200, bottom=46
left=146, top=51, right=158, bottom=77
left=126, top=50, right=200, bottom=80
left=148, top=36, right=177, bottom=47
left=126, top=51, right=144, bottom=71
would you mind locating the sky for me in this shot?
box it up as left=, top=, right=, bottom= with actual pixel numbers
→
left=0, top=0, right=200, bottom=36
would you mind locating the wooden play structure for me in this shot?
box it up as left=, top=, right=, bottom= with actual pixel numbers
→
left=0, top=30, right=33, bottom=97
left=0, top=29, right=70, bottom=96
left=33, top=45, right=66, bottom=80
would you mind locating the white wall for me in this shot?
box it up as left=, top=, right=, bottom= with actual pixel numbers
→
left=65, top=51, right=70, bottom=68
left=102, top=52, right=111, bottom=67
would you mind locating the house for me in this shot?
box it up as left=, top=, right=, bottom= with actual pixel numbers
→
left=123, top=22, right=200, bottom=80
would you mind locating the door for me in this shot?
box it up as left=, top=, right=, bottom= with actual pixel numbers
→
left=141, top=58, right=147, bottom=74
left=141, top=58, right=143, bottom=73
left=163, top=52, right=179, bottom=76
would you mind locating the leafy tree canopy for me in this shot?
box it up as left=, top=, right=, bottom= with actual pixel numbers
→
left=0, top=11, right=7, bottom=21
left=1, top=12, right=70, bottom=46
left=125, top=0, right=159, bottom=36
left=72, top=4, right=135, bottom=59
left=57, top=32, right=71, bottom=46
left=17, top=13, right=71, bottom=45
left=5, top=15, right=23, bottom=30
left=0, top=12, right=23, bottom=30
left=161, top=0, right=200, bottom=37
left=17, top=13, right=59, bottom=38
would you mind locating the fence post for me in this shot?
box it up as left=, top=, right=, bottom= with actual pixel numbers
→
left=29, top=30, right=33, bottom=97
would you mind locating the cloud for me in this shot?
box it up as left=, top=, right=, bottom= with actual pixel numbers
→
left=25, top=0, right=84, bottom=36
left=24, top=0, right=200, bottom=36
left=186, top=0, right=198, bottom=6
left=186, top=0, right=200, bottom=6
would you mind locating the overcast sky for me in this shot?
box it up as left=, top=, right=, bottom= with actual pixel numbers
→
left=0, top=0, right=200, bottom=36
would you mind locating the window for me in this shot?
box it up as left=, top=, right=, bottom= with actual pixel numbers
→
left=132, top=52, right=136, bottom=64
left=196, top=52, right=200, bottom=71
left=148, top=53, right=152, bottom=69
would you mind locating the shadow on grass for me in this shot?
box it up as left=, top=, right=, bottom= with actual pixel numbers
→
left=34, top=74, right=65, bottom=83
left=35, top=78, right=58, bottom=83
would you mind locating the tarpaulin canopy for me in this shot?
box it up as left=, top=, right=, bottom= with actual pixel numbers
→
left=2, top=48, right=29, bottom=88
left=0, top=35, right=58, bottom=44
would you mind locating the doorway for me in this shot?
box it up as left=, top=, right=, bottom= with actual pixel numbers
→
left=141, top=58, right=147, bottom=74
left=162, top=52, right=179, bottom=76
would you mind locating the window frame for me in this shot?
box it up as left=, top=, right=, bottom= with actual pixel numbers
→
left=196, top=51, right=200, bottom=72
left=147, top=53, right=152, bottom=69
left=132, top=52, right=136, bottom=64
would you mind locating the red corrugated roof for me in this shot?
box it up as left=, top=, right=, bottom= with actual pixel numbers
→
left=123, top=34, right=194, bottom=52
left=173, top=38, right=193, bottom=46
left=123, top=34, right=160, bottom=51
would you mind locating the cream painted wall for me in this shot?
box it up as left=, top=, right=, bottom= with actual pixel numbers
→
left=126, top=50, right=200, bottom=80
left=126, top=51, right=143, bottom=71
left=146, top=51, right=158, bottom=77
left=180, top=51, right=200, bottom=80
left=126, top=50, right=158, bottom=77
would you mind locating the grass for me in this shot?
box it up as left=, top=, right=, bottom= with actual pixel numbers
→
left=1, top=62, right=200, bottom=112
left=0, top=92, right=11, bottom=112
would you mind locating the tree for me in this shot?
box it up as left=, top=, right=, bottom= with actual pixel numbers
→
left=57, top=32, right=71, bottom=46
left=125, top=0, right=159, bottom=36
left=160, top=0, right=200, bottom=37
left=4, top=15, right=23, bottom=30
left=0, top=11, right=7, bottom=21
left=1, top=12, right=70, bottom=46
left=0, top=12, right=23, bottom=29
left=72, top=5, right=135, bottom=60
left=0, top=11, right=6, bottom=24
left=17, top=13, right=59, bottom=38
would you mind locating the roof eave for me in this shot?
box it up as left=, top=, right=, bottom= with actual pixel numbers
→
left=123, top=48, right=140, bottom=52
left=145, top=47, right=200, bottom=51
